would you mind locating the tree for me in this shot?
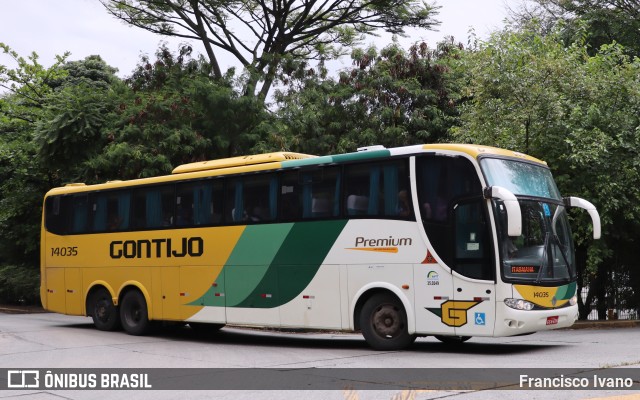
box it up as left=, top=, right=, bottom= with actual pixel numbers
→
left=0, top=44, right=71, bottom=303
left=512, top=0, right=640, bottom=57
left=0, top=46, right=123, bottom=304
left=451, top=24, right=640, bottom=319
left=264, top=39, right=463, bottom=155
left=35, top=55, right=122, bottom=183
left=86, top=45, right=268, bottom=180
left=100, top=0, right=440, bottom=100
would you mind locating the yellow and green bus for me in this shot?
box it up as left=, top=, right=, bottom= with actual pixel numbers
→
left=41, top=144, right=600, bottom=350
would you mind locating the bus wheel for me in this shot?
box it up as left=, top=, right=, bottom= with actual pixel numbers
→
left=120, top=290, right=150, bottom=336
left=360, top=293, right=416, bottom=350
left=434, top=335, right=471, bottom=344
left=89, top=288, right=120, bottom=331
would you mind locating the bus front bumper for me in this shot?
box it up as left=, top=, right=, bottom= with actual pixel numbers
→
left=494, top=302, right=579, bottom=337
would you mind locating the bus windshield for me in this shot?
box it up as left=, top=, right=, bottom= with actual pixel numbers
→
left=480, top=158, right=576, bottom=284
left=480, top=158, right=561, bottom=200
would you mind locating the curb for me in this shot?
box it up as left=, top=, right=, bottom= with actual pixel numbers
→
left=0, top=306, right=48, bottom=314
left=569, top=320, right=640, bottom=329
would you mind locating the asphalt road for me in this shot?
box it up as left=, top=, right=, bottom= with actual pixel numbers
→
left=0, top=312, right=639, bottom=400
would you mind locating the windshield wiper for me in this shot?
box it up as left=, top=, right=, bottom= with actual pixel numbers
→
left=535, top=233, right=550, bottom=284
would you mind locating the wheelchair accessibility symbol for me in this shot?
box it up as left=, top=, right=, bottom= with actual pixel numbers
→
left=475, top=312, right=486, bottom=326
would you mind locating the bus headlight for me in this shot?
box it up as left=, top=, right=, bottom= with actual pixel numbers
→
left=569, top=295, right=578, bottom=306
left=504, top=298, right=535, bottom=311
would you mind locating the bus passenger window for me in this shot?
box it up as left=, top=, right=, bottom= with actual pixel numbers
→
left=105, top=192, right=130, bottom=231
left=344, top=164, right=372, bottom=216
left=70, top=195, right=89, bottom=233
left=176, top=180, right=223, bottom=226
left=343, top=160, right=411, bottom=219
left=300, top=167, right=340, bottom=219
left=45, top=196, right=70, bottom=235
left=280, top=172, right=302, bottom=221
left=91, top=194, right=126, bottom=232
left=226, top=174, right=277, bottom=223
left=131, top=186, right=173, bottom=229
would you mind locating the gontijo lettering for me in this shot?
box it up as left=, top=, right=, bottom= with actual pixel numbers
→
left=110, top=237, right=204, bottom=259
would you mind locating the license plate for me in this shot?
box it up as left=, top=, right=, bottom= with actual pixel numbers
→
left=546, top=316, right=559, bottom=325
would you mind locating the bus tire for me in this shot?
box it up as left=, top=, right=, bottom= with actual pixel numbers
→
left=89, top=288, right=120, bottom=331
left=434, top=335, right=471, bottom=344
left=120, top=290, right=150, bottom=336
left=359, top=293, right=416, bottom=350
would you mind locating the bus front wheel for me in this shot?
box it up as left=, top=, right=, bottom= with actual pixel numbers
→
left=360, top=293, right=416, bottom=350
left=89, top=288, right=120, bottom=331
left=120, top=290, right=150, bottom=336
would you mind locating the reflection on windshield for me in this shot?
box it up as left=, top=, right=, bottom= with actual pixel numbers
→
left=495, top=200, right=576, bottom=284
left=481, top=158, right=561, bottom=200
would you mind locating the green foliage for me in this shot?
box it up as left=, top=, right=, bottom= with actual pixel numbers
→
left=0, top=265, right=40, bottom=305
left=266, top=39, right=463, bottom=154
left=86, top=45, right=268, bottom=180
left=530, top=0, right=640, bottom=58
left=0, top=43, right=77, bottom=267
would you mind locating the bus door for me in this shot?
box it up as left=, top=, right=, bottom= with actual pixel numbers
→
left=451, top=199, right=496, bottom=337
left=415, top=154, right=495, bottom=336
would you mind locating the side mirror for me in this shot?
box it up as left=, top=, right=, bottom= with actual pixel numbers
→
left=564, top=197, right=602, bottom=240
left=484, top=186, right=522, bottom=237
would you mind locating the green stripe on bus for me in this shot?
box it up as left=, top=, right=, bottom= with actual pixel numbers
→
left=189, top=223, right=294, bottom=307
left=556, top=281, right=577, bottom=300
left=331, top=149, right=391, bottom=163
left=233, top=220, right=348, bottom=308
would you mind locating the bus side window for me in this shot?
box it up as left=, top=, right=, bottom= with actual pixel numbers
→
left=226, top=174, right=277, bottom=224
left=280, top=172, right=302, bottom=221
left=344, top=164, right=371, bottom=216
left=131, top=186, right=173, bottom=229
left=300, top=167, right=340, bottom=219
left=106, top=191, right=130, bottom=231
left=70, top=195, right=89, bottom=234
left=343, top=160, right=411, bottom=219
left=176, top=180, right=223, bottom=226
left=45, top=196, right=70, bottom=235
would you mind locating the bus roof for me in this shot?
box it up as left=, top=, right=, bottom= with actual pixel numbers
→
left=46, top=144, right=546, bottom=196
left=172, top=152, right=316, bottom=174
left=421, top=144, right=546, bottom=165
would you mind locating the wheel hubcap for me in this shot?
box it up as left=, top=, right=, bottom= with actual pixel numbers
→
left=96, top=299, right=110, bottom=322
left=373, top=304, right=401, bottom=338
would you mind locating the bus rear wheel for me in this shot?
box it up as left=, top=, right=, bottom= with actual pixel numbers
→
left=360, top=293, right=416, bottom=350
left=89, top=288, right=120, bottom=331
left=120, top=290, right=150, bottom=336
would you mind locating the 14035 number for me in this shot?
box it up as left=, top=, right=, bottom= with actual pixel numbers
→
left=51, top=247, right=78, bottom=257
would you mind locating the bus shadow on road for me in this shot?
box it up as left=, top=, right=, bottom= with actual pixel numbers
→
left=140, top=324, right=559, bottom=355
left=56, top=320, right=559, bottom=355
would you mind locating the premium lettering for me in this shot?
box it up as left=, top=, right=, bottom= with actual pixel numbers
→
left=110, top=237, right=204, bottom=259
left=354, top=236, right=412, bottom=247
